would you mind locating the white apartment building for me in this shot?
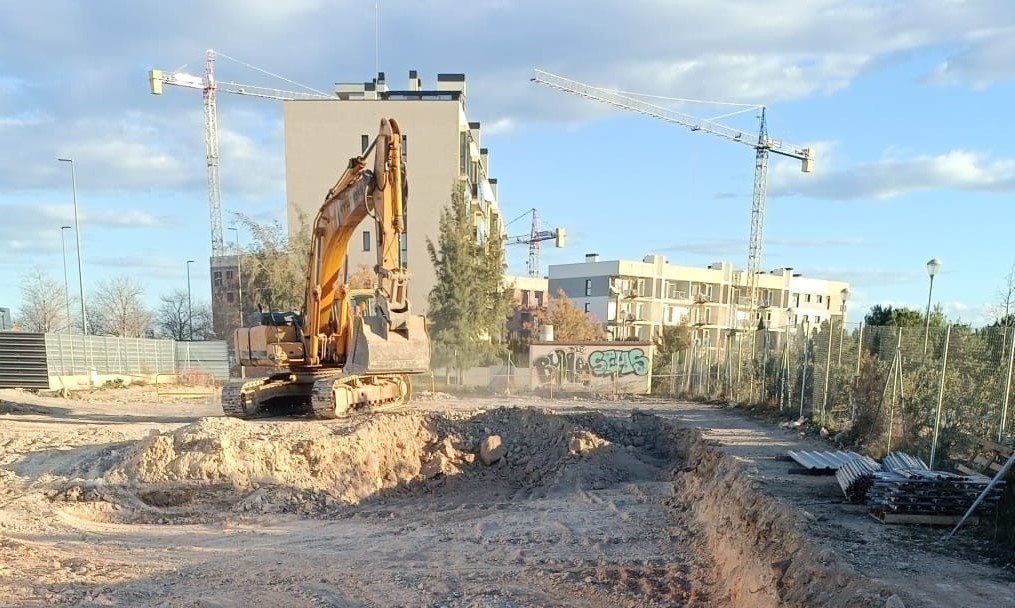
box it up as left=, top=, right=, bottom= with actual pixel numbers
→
left=548, top=253, right=850, bottom=345
left=282, top=71, right=502, bottom=314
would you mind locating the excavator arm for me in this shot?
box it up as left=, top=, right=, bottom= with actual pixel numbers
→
left=302, top=117, right=426, bottom=372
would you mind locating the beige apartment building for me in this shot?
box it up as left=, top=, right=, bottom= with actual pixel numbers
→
left=282, top=71, right=502, bottom=314
left=548, top=254, right=850, bottom=345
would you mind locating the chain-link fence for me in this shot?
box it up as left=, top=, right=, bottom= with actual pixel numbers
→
left=655, top=322, right=1015, bottom=467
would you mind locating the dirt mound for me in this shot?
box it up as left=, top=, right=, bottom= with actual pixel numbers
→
left=51, top=408, right=672, bottom=521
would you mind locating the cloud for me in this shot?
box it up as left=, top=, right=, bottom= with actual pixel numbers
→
left=660, top=236, right=870, bottom=258
left=929, top=26, right=1015, bottom=89
left=0, top=203, right=170, bottom=257
left=771, top=150, right=1015, bottom=200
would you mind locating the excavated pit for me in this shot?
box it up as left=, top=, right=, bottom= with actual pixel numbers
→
left=19, top=407, right=892, bottom=607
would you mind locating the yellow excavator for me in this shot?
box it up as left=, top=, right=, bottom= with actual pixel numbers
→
left=223, top=118, right=430, bottom=419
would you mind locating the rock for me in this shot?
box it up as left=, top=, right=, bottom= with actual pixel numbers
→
left=479, top=435, right=507, bottom=465
left=420, top=454, right=447, bottom=479
left=884, top=595, right=906, bottom=608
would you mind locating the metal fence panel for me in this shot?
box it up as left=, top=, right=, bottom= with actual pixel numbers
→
left=0, top=332, right=49, bottom=389
left=175, top=341, right=230, bottom=381
left=652, top=322, right=1015, bottom=469
left=45, top=334, right=176, bottom=377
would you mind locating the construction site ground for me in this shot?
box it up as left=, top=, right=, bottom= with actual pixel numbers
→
left=0, top=387, right=1012, bottom=607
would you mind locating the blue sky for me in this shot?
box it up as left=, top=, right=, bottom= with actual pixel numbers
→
left=2, top=1, right=1014, bottom=326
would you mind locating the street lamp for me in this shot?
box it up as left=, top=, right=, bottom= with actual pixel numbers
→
left=923, top=258, right=942, bottom=357
left=227, top=227, right=243, bottom=325
left=57, top=158, right=87, bottom=334
left=59, top=226, right=72, bottom=332
left=186, top=260, right=195, bottom=340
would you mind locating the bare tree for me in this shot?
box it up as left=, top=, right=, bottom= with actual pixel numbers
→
left=991, top=263, right=1015, bottom=327
left=15, top=267, right=73, bottom=333
left=155, top=289, right=214, bottom=340
left=89, top=276, right=152, bottom=337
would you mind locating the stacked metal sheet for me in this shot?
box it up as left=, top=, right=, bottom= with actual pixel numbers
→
left=787, top=450, right=867, bottom=473
left=836, top=456, right=882, bottom=503
left=881, top=451, right=929, bottom=472
left=868, top=468, right=1005, bottom=518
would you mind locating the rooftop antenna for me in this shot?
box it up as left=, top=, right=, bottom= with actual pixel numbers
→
left=375, top=3, right=379, bottom=77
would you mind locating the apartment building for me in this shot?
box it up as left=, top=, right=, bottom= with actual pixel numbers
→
left=548, top=253, right=850, bottom=346
left=282, top=71, right=503, bottom=314
left=505, top=275, right=550, bottom=342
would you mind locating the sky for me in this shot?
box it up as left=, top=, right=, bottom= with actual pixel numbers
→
left=2, top=0, right=1015, bottom=326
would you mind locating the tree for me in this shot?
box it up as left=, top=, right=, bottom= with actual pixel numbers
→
left=89, top=276, right=152, bottom=337
left=16, top=267, right=72, bottom=333
left=535, top=289, right=607, bottom=342
left=864, top=304, right=944, bottom=327
left=154, top=289, right=214, bottom=340
left=232, top=212, right=310, bottom=313
left=427, top=183, right=508, bottom=373
left=346, top=264, right=376, bottom=289
left=654, top=322, right=692, bottom=366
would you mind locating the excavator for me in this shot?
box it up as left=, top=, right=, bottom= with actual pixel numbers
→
left=222, top=118, right=430, bottom=419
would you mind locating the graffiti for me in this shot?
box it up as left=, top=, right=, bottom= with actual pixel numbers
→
left=588, top=348, right=650, bottom=377
left=533, top=346, right=591, bottom=385
left=530, top=344, right=653, bottom=394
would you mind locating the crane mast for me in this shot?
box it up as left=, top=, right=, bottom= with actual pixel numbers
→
left=149, top=49, right=334, bottom=257
left=530, top=69, right=813, bottom=325
left=508, top=208, right=566, bottom=277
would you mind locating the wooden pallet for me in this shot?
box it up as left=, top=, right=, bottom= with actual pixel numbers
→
left=956, top=439, right=1014, bottom=477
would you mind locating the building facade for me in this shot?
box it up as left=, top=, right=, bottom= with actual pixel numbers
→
left=282, top=71, right=503, bottom=315
left=548, top=253, right=850, bottom=346
left=505, top=275, right=550, bottom=342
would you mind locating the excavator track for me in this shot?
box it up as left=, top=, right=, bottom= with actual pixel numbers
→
left=221, top=373, right=411, bottom=420
left=310, top=373, right=411, bottom=419
left=221, top=378, right=279, bottom=419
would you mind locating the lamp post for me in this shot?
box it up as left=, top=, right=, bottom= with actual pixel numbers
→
left=227, top=227, right=242, bottom=325
left=923, top=258, right=942, bottom=357
left=59, top=225, right=72, bottom=331
left=186, top=260, right=195, bottom=340
left=838, top=288, right=850, bottom=365
left=57, top=158, right=87, bottom=334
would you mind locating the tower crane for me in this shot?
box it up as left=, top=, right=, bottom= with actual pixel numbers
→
left=530, top=69, right=814, bottom=325
left=148, top=49, right=334, bottom=257
left=507, top=208, right=566, bottom=277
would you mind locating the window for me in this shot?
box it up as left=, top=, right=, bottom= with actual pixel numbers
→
left=584, top=302, right=590, bottom=313
left=226, top=292, right=234, bottom=303
left=816, top=295, right=823, bottom=304
left=805, top=294, right=812, bottom=303
left=362, top=231, right=371, bottom=252
left=226, top=270, right=233, bottom=280
left=585, top=279, right=592, bottom=296
left=401, top=134, right=408, bottom=157
left=361, top=134, right=370, bottom=153
left=213, top=271, right=222, bottom=287
left=815, top=315, right=821, bottom=323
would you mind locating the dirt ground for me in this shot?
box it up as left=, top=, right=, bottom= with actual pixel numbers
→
left=0, top=387, right=1012, bottom=607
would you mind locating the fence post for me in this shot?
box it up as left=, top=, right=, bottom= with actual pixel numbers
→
left=929, top=325, right=952, bottom=469
left=821, top=321, right=834, bottom=427
left=799, top=331, right=809, bottom=419
left=1000, top=327, right=1015, bottom=442
left=669, top=352, right=677, bottom=396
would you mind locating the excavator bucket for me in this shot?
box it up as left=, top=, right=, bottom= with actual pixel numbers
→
left=345, top=315, right=430, bottom=375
